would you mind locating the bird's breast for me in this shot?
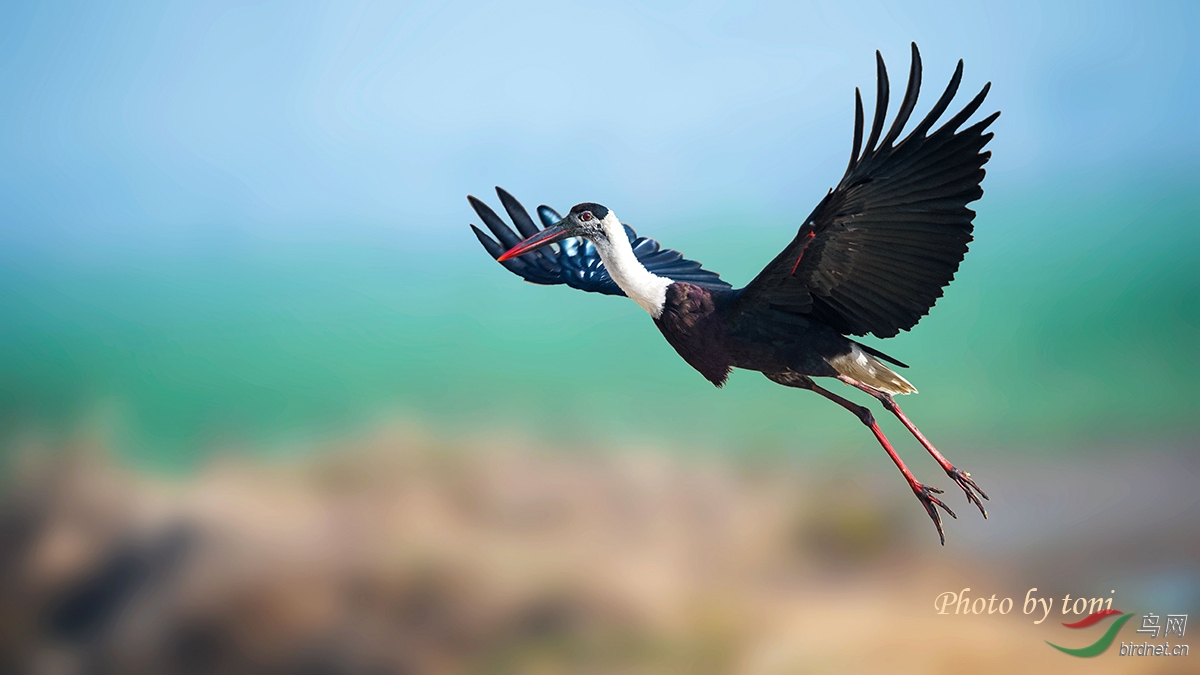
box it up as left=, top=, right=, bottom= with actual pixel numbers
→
left=652, top=283, right=732, bottom=387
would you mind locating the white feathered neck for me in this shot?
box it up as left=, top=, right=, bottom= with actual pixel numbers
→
left=590, top=212, right=672, bottom=318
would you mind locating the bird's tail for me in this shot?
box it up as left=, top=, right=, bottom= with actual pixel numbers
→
left=829, top=344, right=917, bottom=395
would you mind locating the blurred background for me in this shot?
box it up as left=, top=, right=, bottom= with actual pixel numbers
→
left=0, top=0, right=1196, bottom=673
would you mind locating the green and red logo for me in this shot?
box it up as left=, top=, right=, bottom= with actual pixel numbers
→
left=1046, top=609, right=1134, bottom=657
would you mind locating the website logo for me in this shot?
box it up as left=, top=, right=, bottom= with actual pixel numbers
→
left=1046, top=609, right=1133, bottom=657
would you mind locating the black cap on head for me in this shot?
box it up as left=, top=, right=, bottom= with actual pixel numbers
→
left=569, top=203, right=609, bottom=220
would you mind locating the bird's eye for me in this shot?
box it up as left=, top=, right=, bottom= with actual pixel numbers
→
left=579, top=212, right=593, bottom=222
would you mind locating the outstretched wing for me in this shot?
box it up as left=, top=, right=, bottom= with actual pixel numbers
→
left=734, top=43, right=999, bottom=338
left=470, top=187, right=731, bottom=296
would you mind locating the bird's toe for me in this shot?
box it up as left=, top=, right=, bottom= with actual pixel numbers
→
left=914, top=483, right=957, bottom=545
left=947, top=467, right=989, bottom=519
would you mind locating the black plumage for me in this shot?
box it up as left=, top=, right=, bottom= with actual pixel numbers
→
left=734, top=47, right=996, bottom=339
left=471, top=191, right=731, bottom=296
left=468, top=44, right=997, bottom=544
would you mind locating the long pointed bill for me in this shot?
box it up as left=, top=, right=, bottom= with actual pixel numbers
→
left=497, top=223, right=570, bottom=261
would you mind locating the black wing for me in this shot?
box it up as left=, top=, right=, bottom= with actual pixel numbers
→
left=470, top=187, right=731, bottom=296
left=734, top=43, right=999, bottom=338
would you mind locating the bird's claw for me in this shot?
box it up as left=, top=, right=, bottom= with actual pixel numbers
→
left=946, top=467, right=989, bottom=519
left=914, top=483, right=957, bottom=545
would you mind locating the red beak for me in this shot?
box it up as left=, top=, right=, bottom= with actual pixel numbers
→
left=497, top=223, right=570, bottom=261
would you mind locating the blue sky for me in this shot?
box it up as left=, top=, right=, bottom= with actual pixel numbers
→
left=1, top=0, right=1196, bottom=257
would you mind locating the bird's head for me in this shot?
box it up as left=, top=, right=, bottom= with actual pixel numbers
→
left=497, top=202, right=620, bottom=261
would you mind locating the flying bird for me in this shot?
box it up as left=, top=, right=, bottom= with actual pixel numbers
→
left=469, top=44, right=998, bottom=544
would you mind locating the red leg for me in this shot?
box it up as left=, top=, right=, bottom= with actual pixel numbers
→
left=838, top=375, right=989, bottom=518
left=768, top=373, right=956, bottom=544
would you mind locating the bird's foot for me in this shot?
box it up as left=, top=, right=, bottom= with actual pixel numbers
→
left=946, top=467, right=989, bottom=519
left=914, top=483, right=957, bottom=546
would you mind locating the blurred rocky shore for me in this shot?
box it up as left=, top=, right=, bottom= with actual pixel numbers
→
left=0, top=430, right=1194, bottom=674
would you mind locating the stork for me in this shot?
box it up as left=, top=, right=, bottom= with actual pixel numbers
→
left=469, top=44, right=998, bottom=544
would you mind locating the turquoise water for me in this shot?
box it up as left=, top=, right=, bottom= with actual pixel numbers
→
left=2, top=177, right=1196, bottom=467
left=3, top=1, right=1198, bottom=469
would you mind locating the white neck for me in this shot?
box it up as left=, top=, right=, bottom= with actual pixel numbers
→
left=592, top=216, right=672, bottom=318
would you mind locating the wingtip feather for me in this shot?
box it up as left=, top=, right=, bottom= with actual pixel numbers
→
left=911, top=58, right=964, bottom=139
left=848, top=87, right=865, bottom=172
left=881, top=42, right=923, bottom=150
left=864, top=50, right=890, bottom=155
left=469, top=224, right=503, bottom=259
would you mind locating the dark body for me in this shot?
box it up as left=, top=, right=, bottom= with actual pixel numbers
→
left=654, top=282, right=847, bottom=387
left=469, top=44, right=997, bottom=544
